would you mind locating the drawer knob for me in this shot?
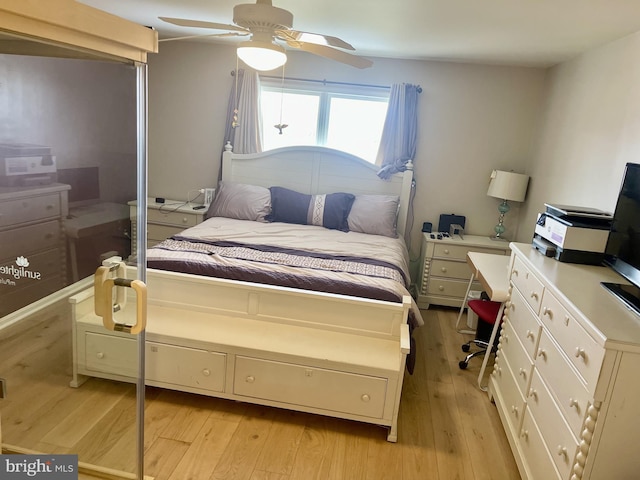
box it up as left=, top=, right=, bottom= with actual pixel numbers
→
left=569, top=398, right=580, bottom=412
left=245, top=375, right=255, bottom=383
left=438, top=285, right=444, bottom=291
left=542, top=307, right=552, bottom=318
left=526, top=330, right=535, bottom=340
left=574, top=348, right=587, bottom=360
left=440, top=267, right=447, bottom=273
left=443, top=249, right=450, bottom=254
left=557, top=445, right=568, bottom=457
left=96, top=352, right=105, bottom=359
left=202, top=369, right=211, bottom=377
left=518, top=368, right=527, bottom=378
left=537, top=349, right=547, bottom=360
left=512, top=269, right=519, bottom=277
left=46, top=204, right=54, bottom=210
left=510, top=405, right=519, bottom=417
left=564, top=316, right=570, bottom=326
left=528, top=388, right=538, bottom=400
left=182, top=217, right=188, bottom=223
left=530, top=291, right=539, bottom=300
left=361, top=394, right=371, bottom=403
left=520, top=429, right=529, bottom=439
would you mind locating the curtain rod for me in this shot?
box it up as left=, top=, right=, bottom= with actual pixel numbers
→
left=230, top=70, right=422, bottom=93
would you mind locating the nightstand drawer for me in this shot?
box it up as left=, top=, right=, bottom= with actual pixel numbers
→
left=430, top=259, right=472, bottom=279
left=147, top=208, right=199, bottom=227
left=1, top=220, right=62, bottom=258
left=426, top=277, right=471, bottom=298
left=148, top=223, right=184, bottom=241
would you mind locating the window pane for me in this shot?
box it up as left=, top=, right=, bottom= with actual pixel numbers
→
left=326, top=97, right=388, bottom=163
left=261, top=90, right=319, bottom=151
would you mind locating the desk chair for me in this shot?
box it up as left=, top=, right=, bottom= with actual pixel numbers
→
left=459, top=298, right=502, bottom=370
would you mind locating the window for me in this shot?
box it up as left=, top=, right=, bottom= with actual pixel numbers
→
left=260, top=78, right=389, bottom=163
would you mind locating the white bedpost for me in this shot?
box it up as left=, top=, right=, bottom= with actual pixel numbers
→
left=221, top=142, right=234, bottom=182
left=396, top=160, right=414, bottom=239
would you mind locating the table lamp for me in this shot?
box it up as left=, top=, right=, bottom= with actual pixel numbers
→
left=487, top=169, right=529, bottom=240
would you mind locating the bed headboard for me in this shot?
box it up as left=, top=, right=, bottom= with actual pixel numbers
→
left=221, top=144, right=414, bottom=238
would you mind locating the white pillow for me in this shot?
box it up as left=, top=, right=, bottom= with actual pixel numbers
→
left=347, top=195, right=399, bottom=237
left=205, top=181, right=271, bottom=222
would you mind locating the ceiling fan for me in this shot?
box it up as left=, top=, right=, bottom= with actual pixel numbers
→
left=159, top=0, right=373, bottom=70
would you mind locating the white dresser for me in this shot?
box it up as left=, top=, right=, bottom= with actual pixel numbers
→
left=0, top=183, right=70, bottom=316
left=128, top=198, right=206, bottom=256
left=416, top=233, right=510, bottom=308
left=489, top=242, right=640, bottom=480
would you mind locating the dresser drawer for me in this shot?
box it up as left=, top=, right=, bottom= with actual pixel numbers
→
left=85, top=332, right=137, bottom=377
left=147, top=208, right=199, bottom=228
left=498, top=321, right=534, bottom=399
left=510, top=256, right=544, bottom=314
left=234, top=356, right=387, bottom=418
left=540, top=290, right=605, bottom=389
left=1, top=220, right=62, bottom=259
left=506, top=287, right=542, bottom=361
left=519, top=410, right=562, bottom=480
left=527, top=369, right=579, bottom=479
left=0, top=193, right=61, bottom=227
left=492, top=353, right=526, bottom=434
left=146, top=342, right=226, bottom=393
left=426, top=277, right=473, bottom=298
left=430, top=259, right=471, bottom=280
left=535, top=330, right=591, bottom=437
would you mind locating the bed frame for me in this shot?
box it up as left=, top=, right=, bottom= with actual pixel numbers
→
left=70, top=145, right=415, bottom=442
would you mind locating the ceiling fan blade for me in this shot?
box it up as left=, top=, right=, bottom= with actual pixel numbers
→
left=277, top=30, right=354, bottom=51
left=289, top=42, right=373, bottom=69
left=159, top=32, right=249, bottom=43
left=159, top=17, right=248, bottom=33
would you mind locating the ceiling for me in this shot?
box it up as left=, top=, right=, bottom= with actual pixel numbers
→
left=79, top=0, right=640, bottom=67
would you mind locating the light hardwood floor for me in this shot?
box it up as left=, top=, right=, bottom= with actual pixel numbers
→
left=0, top=303, right=520, bottom=480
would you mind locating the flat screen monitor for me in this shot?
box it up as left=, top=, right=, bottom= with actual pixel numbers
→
left=602, top=162, right=640, bottom=316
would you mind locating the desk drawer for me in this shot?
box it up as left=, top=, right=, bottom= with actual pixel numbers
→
left=234, top=356, right=387, bottom=418
left=148, top=223, right=185, bottom=242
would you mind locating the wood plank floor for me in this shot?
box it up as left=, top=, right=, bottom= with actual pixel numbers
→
left=0, top=303, right=520, bottom=479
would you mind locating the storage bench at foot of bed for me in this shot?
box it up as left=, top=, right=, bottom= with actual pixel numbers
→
left=69, top=273, right=411, bottom=442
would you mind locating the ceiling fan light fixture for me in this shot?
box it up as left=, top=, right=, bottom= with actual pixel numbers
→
left=237, top=40, right=287, bottom=71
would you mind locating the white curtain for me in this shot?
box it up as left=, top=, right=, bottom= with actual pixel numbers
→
left=376, top=83, right=420, bottom=179
left=224, top=69, right=263, bottom=154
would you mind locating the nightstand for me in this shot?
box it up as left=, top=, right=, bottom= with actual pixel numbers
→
left=416, top=233, right=510, bottom=309
left=128, top=198, right=206, bottom=256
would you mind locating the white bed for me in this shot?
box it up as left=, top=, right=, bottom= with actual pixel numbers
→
left=70, top=145, right=419, bottom=442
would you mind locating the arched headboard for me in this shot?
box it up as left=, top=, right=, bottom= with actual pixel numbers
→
left=221, top=144, right=414, bottom=237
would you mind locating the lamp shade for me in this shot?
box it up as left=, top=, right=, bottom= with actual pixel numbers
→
left=237, top=41, right=287, bottom=71
left=487, top=170, right=529, bottom=202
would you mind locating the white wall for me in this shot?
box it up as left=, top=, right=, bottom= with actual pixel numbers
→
left=519, top=31, right=640, bottom=241
left=148, top=42, right=547, bottom=258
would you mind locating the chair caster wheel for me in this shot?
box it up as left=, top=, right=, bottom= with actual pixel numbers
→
left=459, top=361, right=468, bottom=369
left=461, top=344, right=470, bottom=352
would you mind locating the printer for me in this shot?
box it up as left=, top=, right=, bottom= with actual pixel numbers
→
left=532, top=203, right=612, bottom=265
left=0, top=143, right=57, bottom=187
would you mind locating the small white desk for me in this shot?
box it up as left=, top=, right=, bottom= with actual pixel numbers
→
left=456, top=252, right=511, bottom=390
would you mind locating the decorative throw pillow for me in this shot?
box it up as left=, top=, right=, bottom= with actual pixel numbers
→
left=205, top=181, right=271, bottom=222
left=266, top=186, right=355, bottom=232
left=347, top=194, right=400, bottom=238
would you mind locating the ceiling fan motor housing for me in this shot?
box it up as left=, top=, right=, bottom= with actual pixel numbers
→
left=233, top=3, right=293, bottom=32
